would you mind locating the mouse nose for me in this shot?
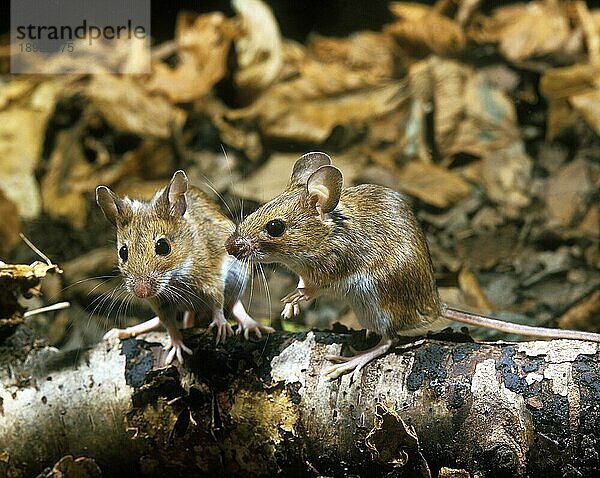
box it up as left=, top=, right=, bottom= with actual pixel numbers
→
left=134, top=281, right=153, bottom=298
left=225, top=236, right=241, bottom=258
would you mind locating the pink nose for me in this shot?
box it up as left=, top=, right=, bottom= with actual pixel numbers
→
left=134, top=282, right=152, bottom=298
left=225, top=236, right=240, bottom=257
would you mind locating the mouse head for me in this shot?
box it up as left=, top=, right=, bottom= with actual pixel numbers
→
left=96, top=170, right=193, bottom=300
left=226, top=152, right=343, bottom=270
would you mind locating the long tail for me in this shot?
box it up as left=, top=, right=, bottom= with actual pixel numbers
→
left=444, top=307, right=600, bottom=342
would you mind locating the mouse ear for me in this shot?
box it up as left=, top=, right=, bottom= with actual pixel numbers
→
left=290, top=152, right=332, bottom=185
left=96, top=186, right=132, bottom=226
left=158, top=170, right=188, bottom=218
left=307, top=166, right=343, bottom=219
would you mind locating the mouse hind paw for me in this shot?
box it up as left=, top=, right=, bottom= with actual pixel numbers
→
left=232, top=300, right=274, bottom=340
left=164, top=337, right=193, bottom=364
left=323, top=338, right=392, bottom=380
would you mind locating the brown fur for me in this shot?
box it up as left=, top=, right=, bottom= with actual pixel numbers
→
left=230, top=155, right=443, bottom=340
left=112, top=185, right=235, bottom=313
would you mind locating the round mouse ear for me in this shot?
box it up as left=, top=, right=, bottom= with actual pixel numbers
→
left=96, top=185, right=131, bottom=226
left=160, top=170, right=188, bottom=218
left=307, top=166, right=343, bottom=217
left=290, top=152, right=332, bottom=185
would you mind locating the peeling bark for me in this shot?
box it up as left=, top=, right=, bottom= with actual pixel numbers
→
left=1, top=327, right=599, bottom=477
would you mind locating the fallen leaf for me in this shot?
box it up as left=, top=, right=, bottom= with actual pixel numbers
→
left=458, top=268, right=494, bottom=314
left=558, top=290, right=600, bottom=332
left=395, top=161, right=471, bottom=208
left=539, top=62, right=600, bottom=139
left=0, top=81, right=60, bottom=219
left=41, top=128, right=93, bottom=229
left=232, top=0, right=283, bottom=94
left=229, top=80, right=408, bottom=143
left=0, top=190, right=20, bottom=258
left=478, top=143, right=532, bottom=214
left=569, top=90, right=600, bottom=135
left=386, top=2, right=466, bottom=57
left=469, top=1, right=575, bottom=63
left=309, top=31, right=397, bottom=81
left=544, top=158, right=594, bottom=227
left=86, top=75, right=185, bottom=138
left=145, top=12, right=235, bottom=103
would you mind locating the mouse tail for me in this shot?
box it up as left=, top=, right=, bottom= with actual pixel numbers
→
left=443, top=307, right=600, bottom=342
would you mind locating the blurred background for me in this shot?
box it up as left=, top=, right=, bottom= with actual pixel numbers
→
left=0, top=0, right=598, bottom=353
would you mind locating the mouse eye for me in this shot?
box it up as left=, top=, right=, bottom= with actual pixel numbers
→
left=119, top=245, right=128, bottom=262
left=155, top=238, right=171, bottom=256
left=265, top=219, right=286, bottom=237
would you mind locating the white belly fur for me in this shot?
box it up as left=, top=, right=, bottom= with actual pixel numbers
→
left=327, top=273, right=392, bottom=336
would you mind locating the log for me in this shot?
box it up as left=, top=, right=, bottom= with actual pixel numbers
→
left=1, top=326, right=599, bottom=477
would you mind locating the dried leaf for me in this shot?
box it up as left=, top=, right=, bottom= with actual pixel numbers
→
left=309, top=31, right=397, bottom=81
left=387, top=2, right=466, bottom=57
left=0, top=81, right=60, bottom=219
left=540, top=63, right=600, bottom=139
left=41, top=129, right=93, bottom=229
left=395, top=161, right=471, bottom=208
left=558, top=290, right=600, bottom=332
left=478, top=144, right=532, bottom=213
left=445, top=66, right=521, bottom=158
left=0, top=78, right=39, bottom=110
left=469, top=1, right=573, bottom=63
left=458, top=268, right=494, bottom=314
left=145, top=12, right=234, bottom=103
left=544, top=158, right=595, bottom=227
left=41, top=455, right=101, bottom=478
left=0, top=190, right=21, bottom=258
left=250, top=81, right=409, bottom=143
left=197, top=96, right=263, bottom=161
left=0, top=260, right=62, bottom=339
left=232, top=0, right=283, bottom=93
left=570, top=90, right=600, bottom=135
left=86, top=75, right=185, bottom=138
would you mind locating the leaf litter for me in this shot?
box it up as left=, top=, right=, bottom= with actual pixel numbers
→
left=0, top=0, right=598, bottom=354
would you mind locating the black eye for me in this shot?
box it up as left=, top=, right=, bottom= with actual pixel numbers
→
left=119, top=245, right=128, bottom=262
left=265, top=219, right=286, bottom=237
left=155, top=238, right=171, bottom=256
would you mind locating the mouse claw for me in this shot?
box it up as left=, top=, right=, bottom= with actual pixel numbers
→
left=281, top=288, right=311, bottom=305
left=164, top=338, right=193, bottom=365
left=208, top=316, right=233, bottom=345
left=281, top=303, right=294, bottom=319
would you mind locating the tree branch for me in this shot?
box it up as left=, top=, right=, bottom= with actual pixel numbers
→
left=1, top=327, right=599, bottom=477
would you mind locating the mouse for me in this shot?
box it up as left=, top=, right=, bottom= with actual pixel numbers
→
left=225, top=152, right=600, bottom=379
left=96, top=170, right=274, bottom=364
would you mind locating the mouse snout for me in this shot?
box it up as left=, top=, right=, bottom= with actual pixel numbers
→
left=225, top=236, right=241, bottom=257
left=225, top=235, right=250, bottom=259
left=133, top=279, right=155, bottom=298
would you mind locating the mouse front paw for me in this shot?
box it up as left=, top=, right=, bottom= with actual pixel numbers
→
left=208, top=314, right=234, bottom=344
left=280, top=288, right=311, bottom=319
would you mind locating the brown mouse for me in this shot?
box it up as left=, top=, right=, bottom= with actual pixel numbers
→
left=225, top=152, right=600, bottom=379
left=96, top=170, right=273, bottom=364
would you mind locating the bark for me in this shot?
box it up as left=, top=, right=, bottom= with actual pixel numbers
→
left=1, top=326, right=600, bottom=478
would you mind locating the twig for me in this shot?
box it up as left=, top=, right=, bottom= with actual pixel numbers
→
left=24, top=301, right=70, bottom=318
left=19, top=233, right=53, bottom=266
